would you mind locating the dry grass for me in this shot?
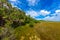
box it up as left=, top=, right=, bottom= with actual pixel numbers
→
left=4, top=21, right=60, bottom=40
left=34, top=21, right=60, bottom=40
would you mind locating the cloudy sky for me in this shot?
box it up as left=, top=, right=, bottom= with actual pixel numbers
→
left=9, top=0, right=60, bottom=21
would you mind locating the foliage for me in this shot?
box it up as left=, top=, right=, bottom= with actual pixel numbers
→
left=29, top=23, right=34, bottom=27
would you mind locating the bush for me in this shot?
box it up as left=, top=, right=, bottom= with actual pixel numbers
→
left=29, top=23, right=34, bottom=28
left=11, top=20, right=26, bottom=28
left=11, top=20, right=20, bottom=28
left=0, top=15, right=6, bottom=27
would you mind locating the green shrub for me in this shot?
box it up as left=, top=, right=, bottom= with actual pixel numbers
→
left=29, top=23, right=34, bottom=27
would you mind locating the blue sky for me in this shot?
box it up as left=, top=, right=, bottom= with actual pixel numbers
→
left=9, top=0, right=60, bottom=21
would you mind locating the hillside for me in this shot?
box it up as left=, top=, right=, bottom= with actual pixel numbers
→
left=0, top=0, right=60, bottom=40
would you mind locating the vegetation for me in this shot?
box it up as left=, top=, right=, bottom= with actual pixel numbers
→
left=0, top=0, right=38, bottom=40
left=0, top=0, right=60, bottom=40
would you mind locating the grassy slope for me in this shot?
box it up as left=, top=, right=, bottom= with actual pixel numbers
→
left=14, top=21, right=60, bottom=40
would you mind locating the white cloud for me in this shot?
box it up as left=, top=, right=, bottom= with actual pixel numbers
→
left=43, top=16, right=56, bottom=21
left=26, top=10, right=38, bottom=18
left=42, top=10, right=60, bottom=21
left=55, top=10, right=60, bottom=13
left=43, top=15, right=60, bottom=21
left=10, top=0, right=21, bottom=8
left=27, top=0, right=39, bottom=6
left=26, top=10, right=50, bottom=17
left=26, top=9, right=60, bottom=21
left=39, top=10, right=50, bottom=16
left=9, top=0, right=16, bottom=1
